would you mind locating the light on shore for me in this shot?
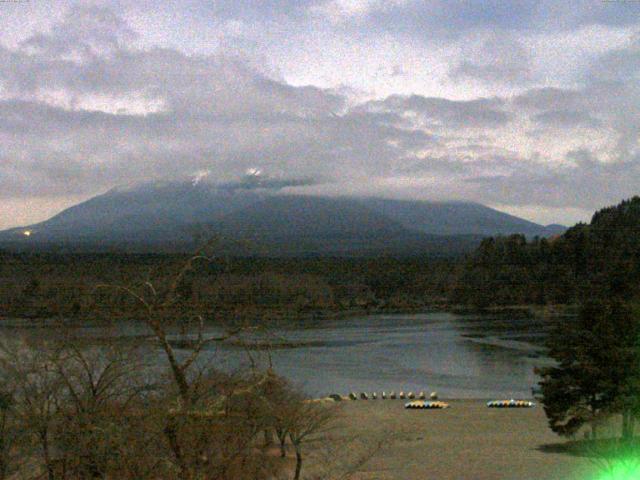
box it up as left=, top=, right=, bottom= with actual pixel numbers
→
left=22, top=230, right=32, bottom=237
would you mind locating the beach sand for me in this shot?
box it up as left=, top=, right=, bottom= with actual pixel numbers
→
left=323, top=399, right=598, bottom=480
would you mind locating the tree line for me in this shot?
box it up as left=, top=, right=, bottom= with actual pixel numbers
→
left=452, top=197, right=640, bottom=309
left=0, top=253, right=457, bottom=321
left=531, top=197, right=640, bottom=443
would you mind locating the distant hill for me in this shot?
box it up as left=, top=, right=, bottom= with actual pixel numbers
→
left=0, top=180, right=565, bottom=256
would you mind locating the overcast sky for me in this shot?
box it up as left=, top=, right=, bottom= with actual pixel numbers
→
left=1, top=0, right=639, bottom=228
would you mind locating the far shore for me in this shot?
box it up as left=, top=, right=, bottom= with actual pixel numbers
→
left=0, top=301, right=570, bottom=327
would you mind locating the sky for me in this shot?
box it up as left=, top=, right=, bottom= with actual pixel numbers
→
left=1, top=0, right=640, bottom=228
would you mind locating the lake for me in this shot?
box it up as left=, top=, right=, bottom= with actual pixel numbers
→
left=0, top=311, right=551, bottom=399
left=211, top=312, right=550, bottom=399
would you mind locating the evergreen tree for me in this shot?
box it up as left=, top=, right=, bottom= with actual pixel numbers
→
left=453, top=196, right=640, bottom=308
left=537, top=298, right=640, bottom=439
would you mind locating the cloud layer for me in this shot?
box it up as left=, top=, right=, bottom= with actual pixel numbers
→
left=1, top=2, right=639, bottom=228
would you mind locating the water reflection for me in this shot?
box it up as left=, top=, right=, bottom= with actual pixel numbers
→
left=0, top=312, right=551, bottom=399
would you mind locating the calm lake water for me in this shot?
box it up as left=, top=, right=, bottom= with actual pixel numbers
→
left=0, top=312, right=551, bottom=399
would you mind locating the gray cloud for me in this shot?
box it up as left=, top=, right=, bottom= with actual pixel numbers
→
left=120, top=0, right=640, bottom=36
left=464, top=152, right=640, bottom=210
left=19, top=5, right=136, bottom=58
left=218, top=173, right=320, bottom=192
left=449, top=33, right=534, bottom=86
left=512, top=87, right=585, bottom=112
left=586, top=37, right=640, bottom=83
left=359, top=95, right=511, bottom=129
left=0, top=3, right=639, bottom=228
left=531, top=110, right=602, bottom=129
left=352, top=0, right=640, bottom=40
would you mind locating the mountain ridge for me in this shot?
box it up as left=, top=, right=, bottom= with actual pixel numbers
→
left=0, top=181, right=565, bottom=256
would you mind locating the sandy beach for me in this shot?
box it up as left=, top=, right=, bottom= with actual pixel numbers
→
left=324, top=399, right=598, bottom=480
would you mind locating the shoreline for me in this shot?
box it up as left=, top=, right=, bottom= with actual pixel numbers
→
left=323, top=396, right=539, bottom=402
left=0, top=301, right=567, bottom=325
left=321, top=399, right=596, bottom=480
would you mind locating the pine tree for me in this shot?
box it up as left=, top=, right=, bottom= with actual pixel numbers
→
left=536, top=298, right=640, bottom=439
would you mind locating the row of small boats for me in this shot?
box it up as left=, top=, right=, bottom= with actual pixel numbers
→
left=405, top=400, right=450, bottom=409
left=404, top=399, right=535, bottom=409
left=341, top=392, right=535, bottom=409
left=486, top=399, right=535, bottom=408
left=347, top=391, right=436, bottom=400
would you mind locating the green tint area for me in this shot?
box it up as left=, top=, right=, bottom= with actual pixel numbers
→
left=594, top=460, right=640, bottom=480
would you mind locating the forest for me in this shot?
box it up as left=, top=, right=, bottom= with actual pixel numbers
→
left=0, top=252, right=457, bottom=322
left=3, top=196, right=640, bottom=321
left=453, top=196, right=640, bottom=308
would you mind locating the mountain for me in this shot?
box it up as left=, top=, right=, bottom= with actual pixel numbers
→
left=359, top=198, right=566, bottom=237
left=0, top=180, right=565, bottom=256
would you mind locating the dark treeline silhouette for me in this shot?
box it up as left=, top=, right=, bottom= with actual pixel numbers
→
left=452, top=196, right=640, bottom=308
left=0, top=253, right=457, bottom=321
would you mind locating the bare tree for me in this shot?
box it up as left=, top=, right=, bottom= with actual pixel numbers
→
left=0, top=240, right=379, bottom=480
left=95, top=240, right=257, bottom=406
left=286, top=400, right=338, bottom=480
left=0, top=338, right=62, bottom=480
left=93, top=244, right=286, bottom=480
left=0, top=322, right=164, bottom=480
left=49, top=334, right=148, bottom=479
left=0, top=381, right=20, bottom=480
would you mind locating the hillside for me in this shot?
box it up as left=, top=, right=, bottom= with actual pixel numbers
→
left=360, top=198, right=565, bottom=237
left=0, top=180, right=564, bottom=256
